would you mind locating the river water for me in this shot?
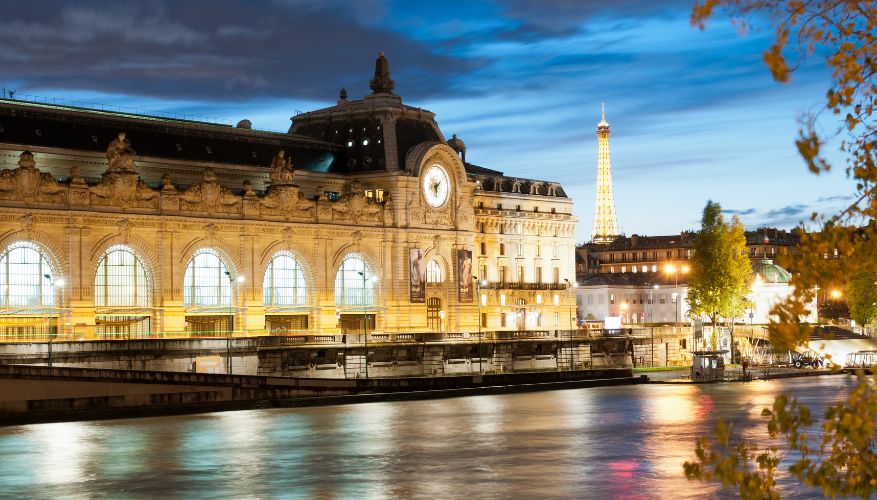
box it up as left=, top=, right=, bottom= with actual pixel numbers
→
left=0, top=375, right=854, bottom=499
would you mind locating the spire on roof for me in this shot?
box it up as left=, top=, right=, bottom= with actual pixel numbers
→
left=598, top=102, right=609, bottom=128
left=369, top=51, right=395, bottom=95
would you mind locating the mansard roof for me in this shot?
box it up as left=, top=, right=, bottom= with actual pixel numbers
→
left=0, top=98, right=345, bottom=173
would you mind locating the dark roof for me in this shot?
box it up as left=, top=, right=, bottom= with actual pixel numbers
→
left=464, top=162, right=503, bottom=176
left=580, top=272, right=689, bottom=287
left=601, top=234, right=694, bottom=251
left=745, top=228, right=800, bottom=246
left=0, top=98, right=344, bottom=173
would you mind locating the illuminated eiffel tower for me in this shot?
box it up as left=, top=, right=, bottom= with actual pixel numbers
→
left=591, top=103, right=619, bottom=243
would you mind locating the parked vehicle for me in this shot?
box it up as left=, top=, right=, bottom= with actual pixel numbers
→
left=791, top=351, right=823, bottom=369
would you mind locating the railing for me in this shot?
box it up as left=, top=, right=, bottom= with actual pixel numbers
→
left=480, top=282, right=570, bottom=290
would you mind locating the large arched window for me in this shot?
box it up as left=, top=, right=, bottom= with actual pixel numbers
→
left=94, top=245, right=150, bottom=307
left=0, top=241, right=55, bottom=307
left=183, top=249, right=232, bottom=307
left=263, top=252, right=307, bottom=306
left=334, top=255, right=375, bottom=306
left=425, top=260, right=443, bottom=283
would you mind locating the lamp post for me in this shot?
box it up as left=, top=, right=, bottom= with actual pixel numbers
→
left=564, top=278, right=578, bottom=370
left=664, top=264, right=689, bottom=323
left=357, top=271, right=377, bottom=379
left=43, top=274, right=63, bottom=367
left=223, top=271, right=244, bottom=375
left=474, top=276, right=487, bottom=374
left=650, top=284, right=659, bottom=366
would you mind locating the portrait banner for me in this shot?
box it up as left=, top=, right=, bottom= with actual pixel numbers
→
left=457, top=249, right=473, bottom=303
left=409, top=248, right=425, bottom=303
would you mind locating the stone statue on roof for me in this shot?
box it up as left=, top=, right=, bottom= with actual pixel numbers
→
left=269, top=149, right=295, bottom=186
left=106, top=132, right=137, bottom=173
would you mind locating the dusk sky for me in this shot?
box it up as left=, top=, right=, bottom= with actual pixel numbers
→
left=0, top=0, right=855, bottom=242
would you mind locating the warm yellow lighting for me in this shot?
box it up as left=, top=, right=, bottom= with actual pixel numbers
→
left=236, top=275, right=246, bottom=283
left=681, top=265, right=690, bottom=274
left=752, top=275, right=763, bottom=290
left=500, top=294, right=506, bottom=306
left=831, top=289, right=842, bottom=299
left=480, top=293, right=487, bottom=306
left=664, top=264, right=676, bottom=274
left=536, top=294, right=542, bottom=304
left=620, top=303, right=628, bottom=311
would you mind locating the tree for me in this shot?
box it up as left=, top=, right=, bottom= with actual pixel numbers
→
left=846, top=270, right=877, bottom=326
left=687, top=201, right=753, bottom=353
left=686, top=1, right=877, bottom=496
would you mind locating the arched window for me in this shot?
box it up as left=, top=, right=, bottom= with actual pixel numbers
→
left=94, top=245, right=150, bottom=307
left=0, top=241, right=55, bottom=307
left=334, top=255, right=375, bottom=306
left=263, top=252, right=307, bottom=306
left=183, top=249, right=232, bottom=307
left=425, top=260, right=443, bottom=283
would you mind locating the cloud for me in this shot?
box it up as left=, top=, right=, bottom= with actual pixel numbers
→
left=817, top=194, right=854, bottom=203
left=0, top=0, right=468, bottom=101
left=722, top=208, right=757, bottom=216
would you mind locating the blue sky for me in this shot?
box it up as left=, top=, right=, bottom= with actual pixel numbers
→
left=0, top=0, right=854, bottom=242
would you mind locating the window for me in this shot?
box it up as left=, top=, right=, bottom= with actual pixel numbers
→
left=641, top=265, right=647, bottom=273
left=587, top=294, right=593, bottom=305
left=499, top=243, right=505, bottom=256
left=0, top=241, right=55, bottom=307
left=480, top=242, right=486, bottom=255
left=554, top=312, right=559, bottom=326
left=553, top=267, right=560, bottom=283
left=501, top=313, right=507, bottom=327
left=517, top=243, right=523, bottom=256
left=426, top=297, right=442, bottom=331
left=621, top=266, right=626, bottom=273
left=334, top=254, right=375, bottom=306
left=610, top=293, right=615, bottom=304
left=95, top=245, right=150, bottom=307
left=536, top=244, right=541, bottom=257
left=553, top=244, right=559, bottom=258
left=426, top=260, right=443, bottom=283
left=517, top=266, right=524, bottom=283
left=263, top=252, right=307, bottom=306
left=183, top=249, right=232, bottom=307
left=481, top=312, right=487, bottom=327
left=499, top=266, right=507, bottom=283
left=479, top=265, right=487, bottom=281
left=536, top=266, right=543, bottom=283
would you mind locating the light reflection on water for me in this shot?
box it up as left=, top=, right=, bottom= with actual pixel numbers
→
left=0, top=375, right=853, bottom=499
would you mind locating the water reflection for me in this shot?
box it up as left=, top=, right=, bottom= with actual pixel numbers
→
left=0, top=375, right=854, bottom=499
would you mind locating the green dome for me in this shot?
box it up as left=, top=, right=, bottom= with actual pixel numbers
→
left=752, top=259, right=791, bottom=284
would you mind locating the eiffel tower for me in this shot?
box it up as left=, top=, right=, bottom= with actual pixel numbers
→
left=591, top=103, right=619, bottom=243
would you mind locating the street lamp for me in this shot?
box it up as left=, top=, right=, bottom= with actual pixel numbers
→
left=43, top=274, right=63, bottom=367
left=474, top=276, right=487, bottom=374
left=664, top=263, right=689, bottom=323
left=357, top=271, right=378, bottom=379
left=563, top=279, right=577, bottom=330
left=223, top=271, right=244, bottom=375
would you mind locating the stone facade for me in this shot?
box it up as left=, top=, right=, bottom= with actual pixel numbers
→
left=0, top=56, right=577, bottom=339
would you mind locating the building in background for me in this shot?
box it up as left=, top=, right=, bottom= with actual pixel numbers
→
left=0, top=53, right=577, bottom=340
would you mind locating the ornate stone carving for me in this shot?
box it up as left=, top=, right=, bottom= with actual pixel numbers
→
left=0, top=151, right=66, bottom=205
left=179, top=168, right=241, bottom=214
left=529, top=181, right=542, bottom=195
left=511, top=178, right=522, bottom=193
left=260, top=185, right=315, bottom=220
left=329, top=179, right=381, bottom=223
left=69, top=165, right=89, bottom=205
left=117, top=219, right=132, bottom=242
left=106, top=132, right=138, bottom=173
left=546, top=183, right=559, bottom=196
left=90, top=171, right=158, bottom=209
left=268, top=149, right=295, bottom=186
left=19, top=214, right=34, bottom=235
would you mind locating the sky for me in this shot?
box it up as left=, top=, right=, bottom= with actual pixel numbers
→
left=0, top=0, right=856, bottom=243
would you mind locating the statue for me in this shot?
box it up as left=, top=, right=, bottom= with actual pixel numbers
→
left=269, top=149, right=294, bottom=186
left=106, top=132, right=137, bottom=172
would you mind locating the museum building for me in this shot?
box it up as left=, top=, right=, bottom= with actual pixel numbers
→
left=0, top=54, right=578, bottom=340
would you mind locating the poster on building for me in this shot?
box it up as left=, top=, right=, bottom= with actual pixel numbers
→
left=457, top=249, right=473, bottom=303
left=409, top=248, right=426, bottom=303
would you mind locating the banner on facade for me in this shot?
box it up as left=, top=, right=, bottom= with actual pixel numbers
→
left=409, top=248, right=426, bottom=303
left=457, top=249, right=473, bottom=303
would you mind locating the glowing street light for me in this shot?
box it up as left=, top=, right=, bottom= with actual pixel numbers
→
left=664, top=263, right=689, bottom=323
left=474, top=276, right=487, bottom=373
left=44, top=274, right=63, bottom=367
left=223, top=271, right=244, bottom=375
left=830, top=289, right=842, bottom=299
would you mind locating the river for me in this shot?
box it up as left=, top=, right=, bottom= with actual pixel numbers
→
left=0, top=374, right=854, bottom=498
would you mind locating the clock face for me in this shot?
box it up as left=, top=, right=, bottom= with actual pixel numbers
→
left=422, top=164, right=450, bottom=208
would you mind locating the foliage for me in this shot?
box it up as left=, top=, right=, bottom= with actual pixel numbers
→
left=846, top=270, right=877, bottom=326
left=692, top=0, right=876, bottom=350
left=687, top=201, right=754, bottom=326
left=684, top=372, right=877, bottom=498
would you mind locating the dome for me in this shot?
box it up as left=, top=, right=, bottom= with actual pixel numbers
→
left=752, top=259, right=791, bottom=284
left=236, top=119, right=252, bottom=129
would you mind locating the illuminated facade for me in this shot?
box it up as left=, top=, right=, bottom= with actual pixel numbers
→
left=0, top=54, right=578, bottom=340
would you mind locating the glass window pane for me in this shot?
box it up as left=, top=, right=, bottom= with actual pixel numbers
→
left=183, top=249, right=231, bottom=307
left=263, top=252, right=307, bottom=306
left=0, top=242, right=54, bottom=307
left=334, top=255, right=375, bottom=306
left=94, top=245, right=150, bottom=307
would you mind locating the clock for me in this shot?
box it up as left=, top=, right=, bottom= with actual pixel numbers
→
left=422, top=164, right=450, bottom=208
